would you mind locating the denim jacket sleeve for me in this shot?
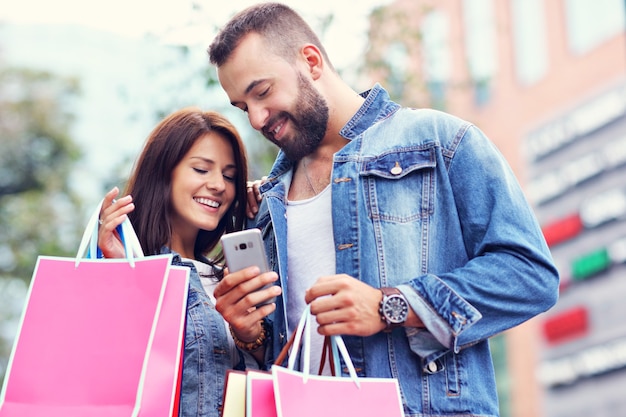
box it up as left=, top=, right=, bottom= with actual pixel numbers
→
left=400, top=123, right=559, bottom=360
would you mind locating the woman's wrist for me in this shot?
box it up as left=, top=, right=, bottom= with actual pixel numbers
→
left=229, top=320, right=268, bottom=352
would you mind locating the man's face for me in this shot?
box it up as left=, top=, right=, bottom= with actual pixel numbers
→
left=217, top=33, right=329, bottom=161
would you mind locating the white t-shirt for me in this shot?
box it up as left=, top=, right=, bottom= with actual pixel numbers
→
left=186, top=259, right=240, bottom=368
left=286, top=184, right=335, bottom=375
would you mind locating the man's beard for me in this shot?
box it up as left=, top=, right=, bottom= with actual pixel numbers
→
left=269, top=73, right=329, bottom=162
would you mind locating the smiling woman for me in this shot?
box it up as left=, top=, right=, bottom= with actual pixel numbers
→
left=94, top=107, right=272, bottom=417
left=168, top=132, right=238, bottom=258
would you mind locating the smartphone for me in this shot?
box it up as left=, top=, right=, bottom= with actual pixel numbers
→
left=220, top=229, right=276, bottom=306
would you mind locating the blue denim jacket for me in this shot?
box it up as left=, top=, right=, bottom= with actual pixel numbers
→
left=253, top=84, right=559, bottom=417
left=162, top=248, right=245, bottom=417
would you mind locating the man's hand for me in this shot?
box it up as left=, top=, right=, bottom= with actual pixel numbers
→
left=304, top=274, right=386, bottom=337
left=246, top=178, right=265, bottom=219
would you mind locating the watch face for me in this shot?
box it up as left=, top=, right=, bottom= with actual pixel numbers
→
left=383, top=294, right=408, bottom=323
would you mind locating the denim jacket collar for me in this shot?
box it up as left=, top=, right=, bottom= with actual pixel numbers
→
left=340, top=83, right=401, bottom=141
left=260, top=83, right=400, bottom=194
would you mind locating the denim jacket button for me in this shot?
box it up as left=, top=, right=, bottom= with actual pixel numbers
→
left=427, top=361, right=438, bottom=373
left=390, top=162, right=403, bottom=175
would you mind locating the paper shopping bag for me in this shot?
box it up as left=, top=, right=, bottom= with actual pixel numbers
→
left=272, top=366, right=403, bottom=417
left=271, top=306, right=404, bottom=417
left=221, top=370, right=247, bottom=417
left=137, top=265, right=189, bottom=417
left=221, top=328, right=301, bottom=417
left=221, top=370, right=277, bottom=417
left=0, top=200, right=189, bottom=417
left=246, top=371, right=276, bottom=417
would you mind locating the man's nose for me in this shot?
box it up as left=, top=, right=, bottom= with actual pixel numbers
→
left=247, top=104, right=267, bottom=131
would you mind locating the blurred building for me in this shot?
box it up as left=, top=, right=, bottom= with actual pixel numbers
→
left=362, top=1, right=626, bottom=416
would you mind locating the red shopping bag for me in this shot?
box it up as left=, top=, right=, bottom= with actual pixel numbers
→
left=271, top=306, right=404, bottom=417
left=0, top=201, right=188, bottom=417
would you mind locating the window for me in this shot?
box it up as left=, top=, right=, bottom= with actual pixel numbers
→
left=565, top=0, right=626, bottom=54
left=422, top=10, right=451, bottom=108
left=385, top=42, right=409, bottom=100
left=510, top=0, right=549, bottom=85
left=462, top=0, right=497, bottom=104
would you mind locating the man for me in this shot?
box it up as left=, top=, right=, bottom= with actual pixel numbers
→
left=209, top=3, right=559, bottom=416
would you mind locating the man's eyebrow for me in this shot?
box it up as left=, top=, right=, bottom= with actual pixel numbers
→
left=230, top=79, right=266, bottom=107
left=245, top=79, right=265, bottom=95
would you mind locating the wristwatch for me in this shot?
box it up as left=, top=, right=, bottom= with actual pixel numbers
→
left=379, top=287, right=409, bottom=332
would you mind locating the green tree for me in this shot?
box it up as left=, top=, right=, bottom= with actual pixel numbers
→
left=0, top=67, right=83, bottom=276
left=0, top=65, right=84, bottom=385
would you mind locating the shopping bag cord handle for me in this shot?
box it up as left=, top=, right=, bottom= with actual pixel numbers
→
left=274, top=305, right=359, bottom=385
left=75, top=198, right=144, bottom=267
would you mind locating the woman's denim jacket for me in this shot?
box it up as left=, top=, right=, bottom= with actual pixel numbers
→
left=162, top=248, right=246, bottom=417
left=252, top=84, right=559, bottom=417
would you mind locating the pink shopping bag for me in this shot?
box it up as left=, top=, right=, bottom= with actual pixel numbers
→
left=221, top=331, right=300, bottom=417
left=272, top=366, right=404, bottom=417
left=0, top=201, right=189, bottom=417
left=137, top=265, right=188, bottom=417
left=271, top=306, right=404, bottom=417
left=246, top=371, right=276, bottom=417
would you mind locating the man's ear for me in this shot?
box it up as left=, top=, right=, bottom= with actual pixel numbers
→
left=301, top=44, right=324, bottom=80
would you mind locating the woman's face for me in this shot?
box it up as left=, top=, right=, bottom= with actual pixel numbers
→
left=169, top=132, right=237, bottom=243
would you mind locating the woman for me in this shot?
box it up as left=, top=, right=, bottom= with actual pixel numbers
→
left=97, top=108, right=280, bottom=417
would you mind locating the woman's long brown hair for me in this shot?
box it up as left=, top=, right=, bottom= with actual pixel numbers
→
left=123, top=108, right=248, bottom=265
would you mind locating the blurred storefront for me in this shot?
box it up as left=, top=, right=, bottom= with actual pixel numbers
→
left=530, top=81, right=626, bottom=417
left=363, top=1, right=626, bottom=416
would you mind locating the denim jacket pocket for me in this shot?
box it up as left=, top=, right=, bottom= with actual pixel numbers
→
left=360, top=148, right=436, bottom=223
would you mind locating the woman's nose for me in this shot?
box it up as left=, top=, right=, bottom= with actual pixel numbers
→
left=206, top=172, right=225, bottom=192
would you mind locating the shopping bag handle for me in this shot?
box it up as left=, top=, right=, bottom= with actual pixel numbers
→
left=274, top=328, right=336, bottom=376
left=75, top=198, right=144, bottom=267
left=319, top=335, right=336, bottom=376
left=280, top=305, right=359, bottom=386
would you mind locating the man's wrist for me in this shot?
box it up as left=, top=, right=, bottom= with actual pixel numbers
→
left=379, top=287, right=409, bottom=332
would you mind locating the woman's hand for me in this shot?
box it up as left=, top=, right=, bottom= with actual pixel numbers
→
left=214, top=266, right=281, bottom=363
left=214, top=266, right=281, bottom=339
left=97, top=187, right=135, bottom=258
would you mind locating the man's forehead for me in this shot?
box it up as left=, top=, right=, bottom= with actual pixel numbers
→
left=218, top=48, right=290, bottom=94
left=216, top=58, right=259, bottom=95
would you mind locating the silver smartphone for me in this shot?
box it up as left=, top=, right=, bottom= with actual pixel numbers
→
left=220, top=229, right=276, bottom=306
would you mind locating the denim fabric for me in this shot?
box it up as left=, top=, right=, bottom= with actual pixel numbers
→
left=161, top=248, right=244, bottom=417
left=252, top=84, right=559, bottom=417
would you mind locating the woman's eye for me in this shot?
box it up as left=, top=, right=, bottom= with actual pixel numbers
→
left=223, top=174, right=236, bottom=182
left=193, top=167, right=208, bottom=174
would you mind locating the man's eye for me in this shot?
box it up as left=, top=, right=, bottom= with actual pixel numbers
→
left=258, top=87, right=269, bottom=98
